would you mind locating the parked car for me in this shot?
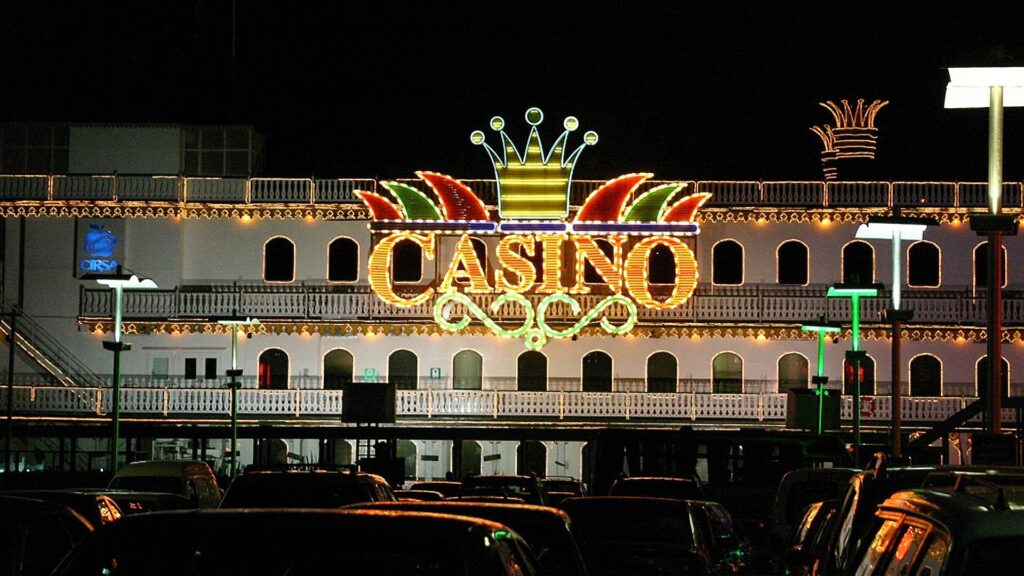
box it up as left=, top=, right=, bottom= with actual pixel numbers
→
left=543, top=476, right=588, bottom=506
left=394, top=489, right=445, bottom=501
left=779, top=499, right=838, bottom=576
left=608, top=475, right=706, bottom=500
left=53, top=509, right=538, bottom=575
left=108, top=460, right=219, bottom=508
left=1, top=490, right=122, bottom=527
left=219, top=464, right=395, bottom=508
left=0, top=495, right=93, bottom=576
left=561, top=496, right=718, bottom=576
left=767, top=467, right=856, bottom=556
left=348, top=500, right=588, bottom=576
left=459, top=474, right=549, bottom=506
left=409, top=479, right=462, bottom=497
left=850, top=479, right=1024, bottom=575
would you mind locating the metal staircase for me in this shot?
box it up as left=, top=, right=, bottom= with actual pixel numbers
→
left=0, top=296, right=104, bottom=403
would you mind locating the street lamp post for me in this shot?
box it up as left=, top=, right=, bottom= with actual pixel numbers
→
left=827, top=282, right=881, bottom=465
left=88, top=270, right=158, bottom=473
left=217, top=313, right=259, bottom=478
left=856, top=214, right=937, bottom=457
left=945, top=66, right=1024, bottom=433
left=800, top=320, right=843, bottom=435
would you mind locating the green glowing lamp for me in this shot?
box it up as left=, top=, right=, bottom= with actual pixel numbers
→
left=800, top=320, right=843, bottom=435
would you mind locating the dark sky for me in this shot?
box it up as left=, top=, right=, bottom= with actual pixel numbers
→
left=2, top=1, right=1024, bottom=182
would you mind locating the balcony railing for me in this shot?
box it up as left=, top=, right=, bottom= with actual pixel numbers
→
left=0, top=384, right=999, bottom=425
left=1, top=174, right=1022, bottom=210
left=79, top=283, right=1024, bottom=327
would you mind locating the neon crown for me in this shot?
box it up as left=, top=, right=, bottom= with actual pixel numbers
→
left=471, top=107, right=597, bottom=220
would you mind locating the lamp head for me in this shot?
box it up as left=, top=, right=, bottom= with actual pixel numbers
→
left=945, top=67, right=1024, bottom=109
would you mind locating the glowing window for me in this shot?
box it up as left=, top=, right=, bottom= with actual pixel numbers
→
left=393, top=239, right=423, bottom=283
left=712, top=240, right=743, bottom=285
left=778, top=353, right=809, bottom=391
left=263, top=237, right=295, bottom=283
left=517, top=351, right=547, bottom=392
left=777, top=241, right=809, bottom=285
left=328, top=237, right=359, bottom=283
left=647, top=352, right=677, bottom=393
left=842, top=240, right=874, bottom=284
left=712, top=352, right=743, bottom=393
left=582, top=351, right=612, bottom=392
left=907, top=241, right=940, bottom=288
left=909, top=354, right=941, bottom=396
left=258, top=348, right=289, bottom=390
left=843, top=354, right=875, bottom=395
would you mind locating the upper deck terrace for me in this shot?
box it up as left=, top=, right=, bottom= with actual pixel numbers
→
left=0, top=174, right=1020, bottom=220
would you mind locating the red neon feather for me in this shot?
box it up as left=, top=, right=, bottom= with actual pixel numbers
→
left=662, top=192, right=712, bottom=223
left=356, top=190, right=404, bottom=221
left=417, top=171, right=490, bottom=221
left=574, top=173, right=651, bottom=222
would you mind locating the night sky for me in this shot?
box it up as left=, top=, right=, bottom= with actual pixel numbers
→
left=2, top=1, right=1024, bottom=182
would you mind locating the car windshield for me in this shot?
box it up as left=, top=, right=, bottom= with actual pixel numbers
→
left=109, top=477, right=182, bottom=493
left=569, top=504, right=695, bottom=547
left=221, top=475, right=373, bottom=508
left=611, top=479, right=704, bottom=500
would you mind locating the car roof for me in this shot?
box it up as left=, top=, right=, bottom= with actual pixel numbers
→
left=560, top=495, right=691, bottom=512
left=113, top=460, right=211, bottom=476
left=879, top=486, right=1024, bottom=541
left=351, top=500, right=568, bottom=519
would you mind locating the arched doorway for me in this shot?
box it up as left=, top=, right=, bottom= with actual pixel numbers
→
left=778, top=353, right=809, bottom=392
left=460, top=440, right=482, bottom=479
left=453, top=350, right=483, bottom=390
left=322, top=349, right=353, bottom=390
left=712, top=352, right=743, bottom=393
left=843, top=354, right=876, bottom=395
left=842, top=240, right=874, bottom=284
left=388, top=349, right=418, bottom=390
left=582, top=351, right=612, bottom=392
left=517, top=351, right=547, bottom=392
left=517, top=441, right=546, bottom=476
left=909, top=354, right=941, bottom=396
left=396, top=440, right=417, bottom=482
left=976, top=356, right=1010, bottom=399
left=257, top=348, right=288, bottom=390
left=647, top=352, right=677, bottom=393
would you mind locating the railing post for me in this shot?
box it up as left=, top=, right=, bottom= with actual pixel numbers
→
left=493, top=390, right=499, bottom=419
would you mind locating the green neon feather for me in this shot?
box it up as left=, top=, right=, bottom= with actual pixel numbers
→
left=622, top=184, right=683, bottom=222
left=382, top=181, right=443, bottom=221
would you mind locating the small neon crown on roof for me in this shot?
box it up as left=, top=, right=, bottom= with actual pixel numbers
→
left=471, top=107, right=597, bottom=220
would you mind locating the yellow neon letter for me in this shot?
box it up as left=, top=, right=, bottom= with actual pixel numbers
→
left=368, top=232, right=436, bottom=307
left=571, top=236, right=622, bottom=294
left=624, top=236, right=698, bottom=309
left=497, top=235, right=536, bottom=293
left=537, top=235, right=565, bottom=294
left=438, top=234, right=491, bottom=293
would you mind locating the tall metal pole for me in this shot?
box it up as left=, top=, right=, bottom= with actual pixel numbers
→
left=988, top=85, right=1005, bottom=433
left=5, top=311, right=16, bottom=472
left=815, top=332, right=827, bottom=436
left=890, top=229, right=903, bottom=457
left=230, top=326, right=239, bottom=478
left=111, top=285, right=124, bottom=473
left=851, top=294, right=863, bottom=465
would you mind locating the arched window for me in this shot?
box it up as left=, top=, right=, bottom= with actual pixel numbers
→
left=712, top=352, right=743, bottom=393
left=976, top=356, right=1010, bottom=399
left=453, top=350, right=482, bottom=390
left=777, top=241, right=809, bottom=285
left=843, top=353, right=876, bottom=395
left=842, top=240, right=874, bottom=284
left=396, top=440, right=417, bottom=481
left=263, top=237, right=295, bottom=282
left=649, top=244, right=676, bottom=285
left=582, top=351, right=613, bottom=392
left=393, top=239, right=423, bottom=283
left=907, top=241, right=940, bottom=288
left=388, top=349, right=418, bottom=390
left=973, top=242, right=1008, bottom=289
left=712, top=240, right=743, bottom=285
left=778, top=353, right=809, bottom=392
left=517, top=440, right=547, bottom=476
left=459, top=440, right=482, bottom=479
left=647, top=352, right=678, bottom=393
left=334, top=440, right=352, bottom=465
left=322, top=349, right=353, bottom=390
left=517, top=351, right=547, bottom=392
left=258, top=348, right=289, bottom=390
left=909, top=354, right=942, bottom=396
left=327, top=237, right=359, bottom=282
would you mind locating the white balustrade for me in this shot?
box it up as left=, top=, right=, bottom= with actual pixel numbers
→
left=629, top=393, right=691, bottom=418
left=563, top=392, right=628, bottom=419
left=499, top=391, right=562, bottom=418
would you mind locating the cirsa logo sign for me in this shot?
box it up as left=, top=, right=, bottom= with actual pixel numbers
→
left=84, top=224, right=117, bottom=258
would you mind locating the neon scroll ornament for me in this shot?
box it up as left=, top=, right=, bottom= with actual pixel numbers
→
left=359, top=107, right=711, bottom=349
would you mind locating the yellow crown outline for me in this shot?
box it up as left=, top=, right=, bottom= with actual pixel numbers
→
left=471, top=107, right=598, bottom=220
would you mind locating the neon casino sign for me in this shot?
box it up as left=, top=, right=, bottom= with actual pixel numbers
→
left=358, top=108, right=710, bottom=349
